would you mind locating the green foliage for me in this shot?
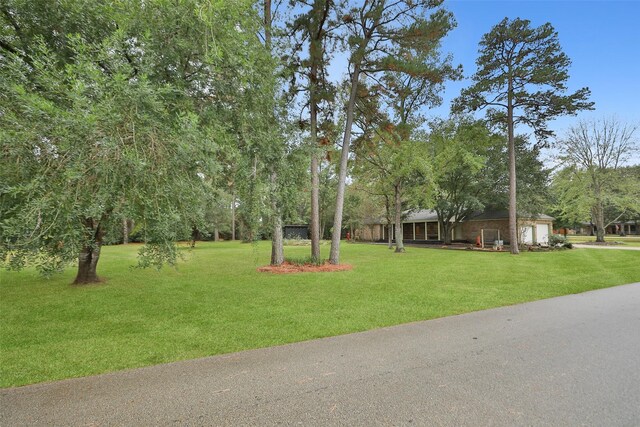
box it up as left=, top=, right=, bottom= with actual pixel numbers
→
left=453, top=17, right=593, bottom=142
left=428, top=118, right=497, bottom=235
left=550, top=166, right=593, bottom=225
left=552, top=119, right=639, bottom=241
left=0, top=0, right=275, bottom=276
left=475, top=135, right=551, bottom=214
left=284, top=255, right=326, bottom=266
left=549, top=234, right=567, bottom=246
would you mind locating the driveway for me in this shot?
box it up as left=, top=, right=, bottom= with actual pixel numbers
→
left=2, top=283, right=639, bottom=426
left=573, top=243, right=640, bottom=250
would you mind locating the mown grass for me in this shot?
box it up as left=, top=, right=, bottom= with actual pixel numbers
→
left=567, top=235, right=640, bottom=247
left=1, top=241, right=639, bottom=388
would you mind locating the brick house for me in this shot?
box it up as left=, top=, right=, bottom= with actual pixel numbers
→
left=359, top=209, right=554, bottom=245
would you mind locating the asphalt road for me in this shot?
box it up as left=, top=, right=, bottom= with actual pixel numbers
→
left=2, top=283, right=639, bottom=426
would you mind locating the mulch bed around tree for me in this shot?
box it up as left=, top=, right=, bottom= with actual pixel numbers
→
left=257, top=261, right=353, bottom=274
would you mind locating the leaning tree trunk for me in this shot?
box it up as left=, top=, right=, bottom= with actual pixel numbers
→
left=394, top=183, right=405, bottom=253
left=507, top=76, right=519, bottom=254
left=329, top=63, right=361, bottom=264
left=73, top=219, right=104, bottom=285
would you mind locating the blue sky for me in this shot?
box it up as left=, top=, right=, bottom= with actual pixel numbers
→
left=322, top=0, right=639, bottom=163
left=434, top=0, right=640, bottom=141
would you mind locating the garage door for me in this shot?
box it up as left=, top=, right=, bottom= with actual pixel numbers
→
left=536, top=224, right=549, bottom=245
left=521, top=226, right=533, bottom=244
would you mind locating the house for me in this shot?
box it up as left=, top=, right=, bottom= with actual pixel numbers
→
left=576, top=221, right=639, bottom=236
left=359, top=209, right=554, bottom=245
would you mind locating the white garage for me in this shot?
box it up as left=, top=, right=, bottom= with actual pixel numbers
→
left=521, top=226, right=534, bottom=244
left=536, top=224, right=550, bottom=245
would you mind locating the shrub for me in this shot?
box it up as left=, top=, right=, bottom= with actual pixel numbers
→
left=549, top=234, right=567, bottom=247
left=284, top=256, right=325, bottom=266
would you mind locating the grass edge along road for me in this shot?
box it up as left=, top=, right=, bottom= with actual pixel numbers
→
left=1, top=241, right=639, bottom=388
left=567, top=235, right=640, bottom=247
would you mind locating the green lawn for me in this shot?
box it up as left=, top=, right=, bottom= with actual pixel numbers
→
left=1, top=241, right=639, bottom=388
left=567, top=235, right=640, bottom=247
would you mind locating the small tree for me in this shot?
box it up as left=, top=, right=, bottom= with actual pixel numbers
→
left=554, top=118, right=639, bottom=242
left=453, top=17, right=593, bottom=254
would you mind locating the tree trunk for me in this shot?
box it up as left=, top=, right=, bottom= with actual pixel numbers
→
left=74, top=245, right=101, bottom=284
left=270, top=170, right=284, bottom=265
left=122, top=218, right=129, bottom=245
left=394, top=183, right=405, bottom=253
left=329, top=63, right=361, bottom=264
left=264, top=4, right=283, bottom=265
left=593, top=204, right=606, bottom=243
left=231, top=191, right=236, bottom=241
left=507, top=75, right=519, bottom=254
left=309, top=61, right=321, bottom=262
left=73, top=219, right=104, bottom=285
left=264, top=0, right=272, bottom=48
left=442, top=221, right=452, bottom=245
left=191, top=226, right=198, bottom=248
left=591, top=177, right=606, bottom=243
left=385, top=196, right=393, bottom=249
left=271, top=214, right=284, bottom=266
left=213, top=226, right=219, bottom=242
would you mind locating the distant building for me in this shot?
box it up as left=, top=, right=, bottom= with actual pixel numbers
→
left=283, top=224, right=309, bottom=240
left=576, top=221, right=638, bottom=236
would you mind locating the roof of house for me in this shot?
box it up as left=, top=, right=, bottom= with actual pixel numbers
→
left=580, top=220, right=639, bottom=226
left=466, top=210, right=554, bottom=221
left=405, top=209, right=439, bottom=222
left=363, top=209, right=554, bottom=224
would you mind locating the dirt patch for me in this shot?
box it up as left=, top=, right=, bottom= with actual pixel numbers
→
left=257, top=261, right=353, bottom=274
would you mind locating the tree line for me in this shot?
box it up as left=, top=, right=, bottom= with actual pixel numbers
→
left=1, top=1, right=637, bottom=283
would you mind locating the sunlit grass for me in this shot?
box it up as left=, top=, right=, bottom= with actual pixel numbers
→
left=1, top=241, right=638, bottom=388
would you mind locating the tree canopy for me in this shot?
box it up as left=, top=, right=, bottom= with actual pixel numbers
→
left=0, top=0, right=276, bottom=282
left=552, top=118, right=639, bottom=241
left=453, top=17, right=593, bottom=253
